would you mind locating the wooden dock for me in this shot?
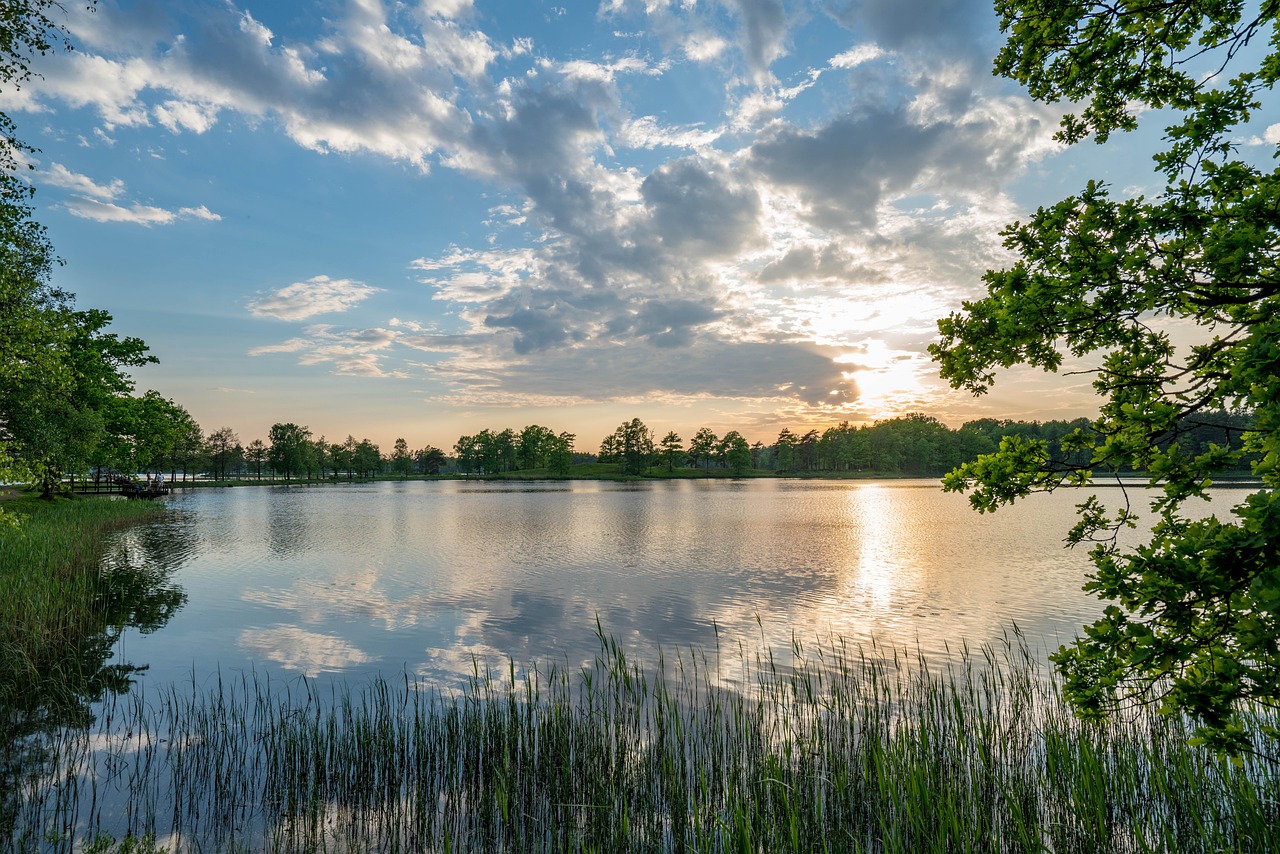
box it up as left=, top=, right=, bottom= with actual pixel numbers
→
left=71, top=479, right=171, bottom=499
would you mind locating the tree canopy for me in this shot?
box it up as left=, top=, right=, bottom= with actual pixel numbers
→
left=933, top=1, right=1280, bottom=754
left=0, top=0, right=175, bottom=509
left=599, top=418, right=655, bottom=475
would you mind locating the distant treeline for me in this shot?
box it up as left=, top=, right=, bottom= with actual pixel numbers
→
left=587, top=411, right=1258, bottom=477
left=124, top=409, right=1257, bottom=483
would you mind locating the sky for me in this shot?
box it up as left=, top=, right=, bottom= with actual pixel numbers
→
left=7, top=0, right=1278, bottom=451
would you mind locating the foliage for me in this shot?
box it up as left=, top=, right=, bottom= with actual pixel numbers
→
left=687, top=426, right=717, bottom=470
left=266, top=423, right=312, bottom=481
left=244, top=439, right=267, bottom=478
left=414, top=444, right=447, bottom=475
left=353, top=437, right=381, bottom=476
left=0, top=0, right=186, bottom=509
left=932, top=1, right=1280, bottom=753
left=658, top=430, right=684, bottom=472
left=718, top=429, right=752, bottom=474
left=600, top=418, right=655, bottom=475
left=204, top=427, right=240, bottom=480
left=547, top=431, right=575, bottom=475
left=454, top=428, right=515, bottom=475
left=390, top=437, right=412, bottom=478
left=1, top=299, right=156, bottom=496
left=0, top=2, right=67, bottom=502
left=0, top=496, right=175, bottom=727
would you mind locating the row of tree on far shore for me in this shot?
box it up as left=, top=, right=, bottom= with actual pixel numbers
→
left=81, top=408, right=1256, bottom=485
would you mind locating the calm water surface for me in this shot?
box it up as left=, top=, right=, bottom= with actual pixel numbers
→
left=102, top=477, right=1219, bottom=692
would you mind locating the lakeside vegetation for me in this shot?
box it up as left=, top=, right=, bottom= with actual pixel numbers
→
left=85, top=408, right=1257, bottom=487
left=0, top=497, right=174, bottom=715
left=10, top=630, right=1277, bottom=853
left=0, top=495, right=185, bottom=851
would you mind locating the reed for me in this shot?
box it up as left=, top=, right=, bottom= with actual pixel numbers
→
left=0, top=497, right=166, bottom=714
left=9, top=628, right=1278, bottom=853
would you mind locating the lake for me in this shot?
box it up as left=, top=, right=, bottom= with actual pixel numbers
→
left=13, top=477, right=1273, bottom=854
left=103, top=476, right=1201, bottom=691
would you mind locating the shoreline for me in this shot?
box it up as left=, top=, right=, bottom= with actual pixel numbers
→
left=114, top=470, right=1266, bottom=490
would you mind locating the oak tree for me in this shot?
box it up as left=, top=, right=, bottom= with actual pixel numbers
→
left=933, top=1, right=1280, bottom=753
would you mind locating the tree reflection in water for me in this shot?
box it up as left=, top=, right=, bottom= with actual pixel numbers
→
left=0, top=524, right=188, bottom=841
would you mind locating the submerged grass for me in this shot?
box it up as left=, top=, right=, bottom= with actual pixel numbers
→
left=0, top=496, right=166, bottom=710
left=9, top=628, right=1278, bottom=853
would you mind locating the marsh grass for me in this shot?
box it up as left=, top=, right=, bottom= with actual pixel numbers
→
left=0, top=497, right=166, bottom=712
left=8, top=627, right=1278, bottom=853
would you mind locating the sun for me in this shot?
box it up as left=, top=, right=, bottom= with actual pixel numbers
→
left=835, top=341, right=928, bottom=420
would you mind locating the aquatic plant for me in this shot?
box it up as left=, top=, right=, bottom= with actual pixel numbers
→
left=0, top=498, right=168, bottom=712
left=8, top=628, right=1277, bottom=852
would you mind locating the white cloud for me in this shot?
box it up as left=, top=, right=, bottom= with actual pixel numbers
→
left=23, top=0, right=1073, bottom=422
left=247, top=276, right=381, bottom=321
left=682, top=32, right=730, bottom=62
left=177, top=204, right=221, bottom=221
left=830, top=44, right=886, bottom=69
left=154, top=100, right=219, bottom=134
left=1240, top=121, right=1280, bottom=146
left=18, top=1, right=493, bottom=170
left=41, top=162, right=124, bottom=200
left=64, top=196, right=221, bottom=225
left=238, top=10, right=275, bottom=47
left=423, top=0, right=474, bottom=20
left=249, top=323, right=410, bottom=378
left=617, top=115, right=721, bottom=149
left=558, top=55, right=662, bottom=83
left=27, top=52, right=154, bottom=129
left=37, top=160, right=220, bottom=226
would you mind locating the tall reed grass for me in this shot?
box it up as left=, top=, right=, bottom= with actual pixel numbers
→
left=0, top=497, right=166, bottom=713
left=9, top=628, right=1277, bottom=853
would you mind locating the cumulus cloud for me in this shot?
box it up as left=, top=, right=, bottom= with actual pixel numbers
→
left=28, top=0, right=1065, bottom=420
left=758, top=242, right=888, bottom=285
left=1241, top=122, right=1280, bottom=146
left=247, top=276, right=381, bottom=321
left=731, top=0, right=790, bottom=83
left=18, top=0, right=490, bottom=169
left=644, top=159, right=761, bottom=249
left=154, top=99, right=219, bottom=134
left=751, top=108, right=937, bottom=231
left=825, top=0, right=999, bottom=55
left=438, top=337, right=853, bottom=407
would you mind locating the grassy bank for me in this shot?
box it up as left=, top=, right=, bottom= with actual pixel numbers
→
left=13, top=632, right=1278, bottom=853
left=0, top=496, right=166, bottom=711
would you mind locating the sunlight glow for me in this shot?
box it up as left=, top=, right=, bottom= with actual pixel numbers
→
left=837, top=341, right=929, bottom=420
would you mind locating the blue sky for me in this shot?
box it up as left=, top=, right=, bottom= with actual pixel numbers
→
left=8, top=0, right=1278, bottom=450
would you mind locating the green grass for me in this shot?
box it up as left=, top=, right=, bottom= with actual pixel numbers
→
left=10, top=629, right=1278, bottom=853
left=0, top=496, right=166, bottom=713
